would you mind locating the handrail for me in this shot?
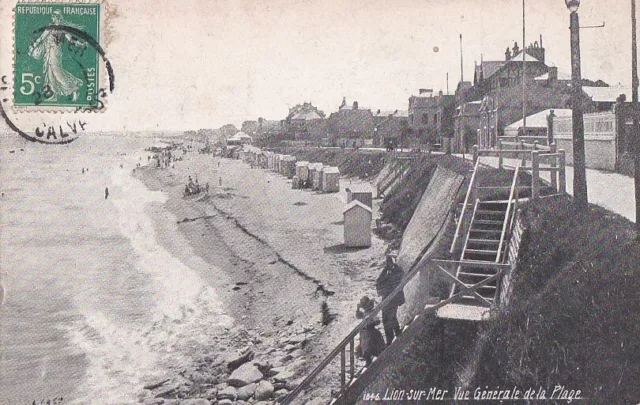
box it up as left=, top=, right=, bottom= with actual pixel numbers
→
left=477, top=149, right=531, bottom=155
left=450, top=159, right=480, bottom=256
left=280, top=244, right=432, bottom=405
left=282, top=178, right=463, bottom=404
left=496, top=165, right=520, bottom=263
left=450, top=198, right=479, bottom=298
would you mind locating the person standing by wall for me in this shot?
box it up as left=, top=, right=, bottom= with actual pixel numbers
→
left=376, top=254, right=405, bottom=346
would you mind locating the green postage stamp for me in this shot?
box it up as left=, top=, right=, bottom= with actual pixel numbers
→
left=14, top=1, right=103, bottom=111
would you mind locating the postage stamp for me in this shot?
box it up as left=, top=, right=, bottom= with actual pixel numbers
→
left=13, top=1, right=102, bottom=111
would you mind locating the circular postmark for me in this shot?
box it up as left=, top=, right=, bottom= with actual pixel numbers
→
left=2, top=19, right=115, bottom=144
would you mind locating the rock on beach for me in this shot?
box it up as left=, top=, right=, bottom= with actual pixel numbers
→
left=228, top=363, right=264, bottom=387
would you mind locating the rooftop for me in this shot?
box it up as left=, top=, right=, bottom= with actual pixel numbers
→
left=505, top=108, right=572, bottom=130
left=582, top=85, right=631, bottom=103
left=343, top=199, right=372, bottom=214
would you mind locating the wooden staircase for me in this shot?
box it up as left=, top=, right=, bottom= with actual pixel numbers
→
left=280, top=147, right=568, bottom=405
left=451, top=200, right=509, bottom=306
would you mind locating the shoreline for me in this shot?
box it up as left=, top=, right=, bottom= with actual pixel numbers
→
left=133, top=152, right=390, bottom=403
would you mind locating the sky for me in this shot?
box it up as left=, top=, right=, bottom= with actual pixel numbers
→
left=0, top=0, right=637, bottom=132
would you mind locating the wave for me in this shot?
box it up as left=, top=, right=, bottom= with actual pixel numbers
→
left=67, top=154, right=232, bottom=405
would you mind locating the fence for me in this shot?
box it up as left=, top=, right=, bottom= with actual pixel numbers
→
left=553, top=111, right=617, bottom=171
left=471, top=144, right=566, bottom=199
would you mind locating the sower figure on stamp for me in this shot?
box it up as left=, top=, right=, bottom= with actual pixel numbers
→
left=376, top=254, right=405, bottom=346
left=355, top=296, right=385, bottom=366
left=28, top=10, right=87, bottom=102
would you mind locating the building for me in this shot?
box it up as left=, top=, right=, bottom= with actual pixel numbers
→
left=469, top=39, right=575, bottom=149
left=226, top=131, right=253, bottom=146
left=408, top=89, right=439, bottom=145
left=452, top=100, right=482, bottom=153
left=327, top=98, right=375, bottom=146
left=343, top=200, right=372, bottom=248
left=407, top=89, right=456, bottom=147
left=473, top=40, right=549, bottom=94
left=282, top=102, right=326, bottom=142
left=373, top=110, right=409, bottom=147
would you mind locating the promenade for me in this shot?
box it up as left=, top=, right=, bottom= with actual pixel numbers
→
left=457, top=154, right=636, bottom=223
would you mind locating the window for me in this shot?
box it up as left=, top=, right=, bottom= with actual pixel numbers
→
left=422, top=113, right=429, bottom=124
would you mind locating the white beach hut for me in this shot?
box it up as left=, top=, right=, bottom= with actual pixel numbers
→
left=346, top=184, right=374, bottom=208
left=295, top=161, right=310, bottom=181
left=343, top=200, right=372, bottom=248
left=321, top=167, right=341, bottom=193
left=309, top=163, right=324, bottom=190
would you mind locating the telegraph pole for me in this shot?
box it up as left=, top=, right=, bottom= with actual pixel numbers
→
left=632, top=0, right=640, bottom=238
left=522, top=0, right=527, bottom=134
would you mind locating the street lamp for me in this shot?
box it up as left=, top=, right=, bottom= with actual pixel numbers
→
left=565, top=0, right=589, bottom=208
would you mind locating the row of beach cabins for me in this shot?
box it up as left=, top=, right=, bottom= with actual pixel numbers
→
left=233, top=145, right=375, bottom=248
left=236, top=146, right=341, bottom=193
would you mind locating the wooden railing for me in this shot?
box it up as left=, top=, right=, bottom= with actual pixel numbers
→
left=471, top=144, right=567, bottom=199
left=279, top=246, right=432, bottom=405
left=450, top=159, right=480, bottom=256
left=496, top=165, right=520, bottom=263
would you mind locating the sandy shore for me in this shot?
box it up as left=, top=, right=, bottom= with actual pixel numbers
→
left=133, top=152, right=390, bottom=403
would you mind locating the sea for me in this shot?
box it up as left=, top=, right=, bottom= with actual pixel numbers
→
left=0, top=134, right=232, bottom=405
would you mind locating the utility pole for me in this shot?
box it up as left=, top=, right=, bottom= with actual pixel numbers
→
left=460, top=34, right=464, bottom=83
left=632, top=0, right=640, bottom=238
left=522, top=0, right=527, bottom=135
left=566, top=0, right=589, bottom=208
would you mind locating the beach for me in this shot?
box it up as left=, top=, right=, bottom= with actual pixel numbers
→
left=132, top=151, right=390, bottom=402
left=0, top=135, right=389, bottom=404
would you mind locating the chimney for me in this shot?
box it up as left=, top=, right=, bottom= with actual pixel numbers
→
left=353, top=101, right=358, bottom=110
left=505, top=47, right=512, bottom=61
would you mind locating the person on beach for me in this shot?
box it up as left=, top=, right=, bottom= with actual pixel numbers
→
left=355, top=296, right=386, bottom=365
left=376, top=255, right=405, bottom=346
left=82, top=168, right=84, bottom=174
left=205, top=182, right=210, bottom=194
left=104, top=187, right=109, bottom=199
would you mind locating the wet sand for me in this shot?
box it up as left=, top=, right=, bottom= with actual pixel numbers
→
left=134, top=152, right=390, bottom=401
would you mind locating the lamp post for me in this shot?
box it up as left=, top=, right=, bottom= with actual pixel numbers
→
left=566, top=0, right=589, bottom=208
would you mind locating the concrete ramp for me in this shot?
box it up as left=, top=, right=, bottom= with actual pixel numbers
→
left=397, top=166, right=464, bottom=271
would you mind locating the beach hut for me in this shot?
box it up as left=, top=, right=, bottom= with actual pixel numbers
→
left=309, top=163, right=324, bottom=190
left=346, top=184, right=374, bottom=208
left=269, top=153, right=276, bottom=171
left=295, top=161, right=310, bottom=188
left=307, top=163, right=323, bottom=190
left=282, top=155, right=297, bottom=178
left=343, top=200, right=372, bottom=248
left=274, top=154, right=283, bottom=173
left=279, top=155, right=291, bottom=176
left=321, top=167, right=340, bottom=193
